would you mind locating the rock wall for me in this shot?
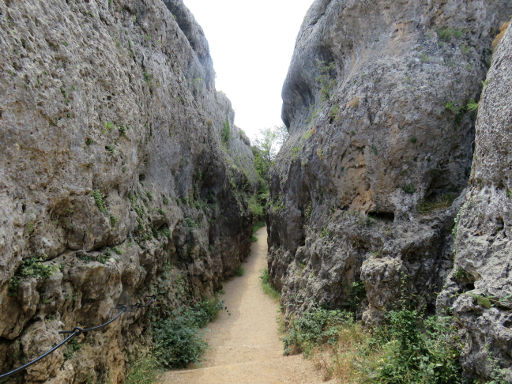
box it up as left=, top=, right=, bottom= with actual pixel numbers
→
left=437, top=22, right=512, bottom=381
left=268, top=0, right=512, bottom=327
left=0, top=1, right=256, bottom=383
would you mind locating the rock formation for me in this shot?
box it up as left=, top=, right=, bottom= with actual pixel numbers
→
left=0, top=0, right=257, bottom=382
left=437, top=22, right=512, bottom=381
left=268, top=0, right=512, bottom=334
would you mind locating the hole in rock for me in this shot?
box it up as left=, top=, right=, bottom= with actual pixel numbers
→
left=368, top=211, right=395, bottom=222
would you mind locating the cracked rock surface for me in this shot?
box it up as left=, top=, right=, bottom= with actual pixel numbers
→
left=0, top=1, right=257, bottom=382
left=268, top=0, right=512, bottom=358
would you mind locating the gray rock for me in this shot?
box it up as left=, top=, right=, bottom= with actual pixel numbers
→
left=0, top=0, right=257, bottom=382
left=438, top=22, right=512, bottom=381
left=269, top=0, right=512, bottom=330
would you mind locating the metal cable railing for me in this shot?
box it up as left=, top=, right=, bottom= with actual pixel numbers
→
left=0, top=295, right=155, bottom=379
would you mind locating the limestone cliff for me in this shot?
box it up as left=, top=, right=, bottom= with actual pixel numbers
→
left=437, top=22, right=512, bottom=381
left=269, top=0, right=512, bottom=329
left=0, top=0, right=256, bottom=382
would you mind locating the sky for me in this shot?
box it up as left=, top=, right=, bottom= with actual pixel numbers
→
left=183, top=0, right=314, bottom=142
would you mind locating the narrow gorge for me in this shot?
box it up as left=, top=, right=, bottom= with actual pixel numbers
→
left=1, top=0, right=512, bottom=383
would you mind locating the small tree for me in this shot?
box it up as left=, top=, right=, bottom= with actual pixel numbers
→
left=252, top=125, right=288, bottom=181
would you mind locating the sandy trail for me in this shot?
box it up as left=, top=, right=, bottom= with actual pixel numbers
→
left=160, top=227, right=328, bottom=384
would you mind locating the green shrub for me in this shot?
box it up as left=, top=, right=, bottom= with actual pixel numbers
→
left=189, top=297, right=224, bottom=328
left=260, top=268, right=280, bottom=301
left=283, top=307, right=351, bottom=356
left=282, top=307, right=463, bottom=384
left=222, top=115, right=230, bottom=143
left=152, top=297, right=223, bottom=369
left=92, top=190, right=108, bottom=214
left=8, top=256, right=58, bottom=296
left=248, top=195, right=264, bottom=218
left=402, top=184, right=416, bottom=194
left=235, top=265, right=245, bottom=277
left=183, top=217, right=197, bottom=228
left=125, top=353, right=160, bottom=384
left=153, top=315, right=207, bottom=368
left=375, top=310, right=463, bottom=384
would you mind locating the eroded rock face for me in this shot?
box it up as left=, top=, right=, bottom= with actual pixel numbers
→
left=437, top=23, right=512, bottom=381
left=0, top=0, right=256, bottom=382
left=268, top=0, right=512, bottom=325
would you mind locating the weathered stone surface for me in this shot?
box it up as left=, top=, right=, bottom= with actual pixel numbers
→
left=268, top=0, right=512, bottom=327
left=438, top=22, right=512, bottom=381
left=0, top=0, right=256, bottom=382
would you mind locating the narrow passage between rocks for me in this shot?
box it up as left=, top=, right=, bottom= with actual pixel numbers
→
left=161, top=227, right=329, bottom=384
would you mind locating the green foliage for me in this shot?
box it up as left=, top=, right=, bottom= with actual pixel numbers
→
left=152, top=297, right=223, bottom=368
left=419, top=53, right=430, bottom=63
left=118, top=124, right=128, bottom=136
left=290, top=307, right=464, bottom=384
left=18, top=256, right=55, bottom=279
left=437, top=27, right=466, bottom=42
left=63, top=339, right=81, bottom=360
left=466, top=100, right=479, bottom=112
left=85, top=137, right=93, bottom=146
left=452, top=267, right=470, bottom=283
left=321, top=227, right=332, bottom=238
left=345, top=281, right=366, bottom=313
left=8, top=256, right=58, bottom=296
left=125, top=353, right=160, bottom=384
left=8, top=276, right=22, bottom=296
left=222, top=114, right=230, bottom=143
left=92, top=190, right=108, bottom=214
left=260, top=268, right=280, bottom=301
left=253, top=221, right=265, bottom=233
left=183, top=218, right=197, bottom=228
left=375, top=310, right=463, bottom=384
left=304, top=203, right=312, bottom=220
left=153, top=315, right=206, bottom=368
left=283, top=308, right=351, bottom=356
left=445, top=101, right=459, bottom=113
left=248, top=194, right=264, bottom=218
left=469, top=293, right=492, bottom=309
left=251, top=235, right=258, bottom=243
left=110, top=215, right=118, bottom=228
left=329, top=105, right=339, bottom=121
left=316, top=61, right=337, bottom=101
left=105, top=121, right=115, bottom=131
left=271, top=196, right=285, bottom=212
left=452, top=207, right=462, bottom=244
left=235, top=265, right=245, bottom=277
left=143, top=72, right=153, bottom=83
left=401, top=184, right=416, bottom=194
left=105, top=144, right=115, bottom=154
left=252, top=125, right=288, bottom=182
left=189, top=297, right=225, bottom=328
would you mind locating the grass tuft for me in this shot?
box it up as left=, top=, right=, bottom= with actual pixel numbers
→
left=417, top=192, right=458, bottom=214
left=260, top=268, right=280, bottom=301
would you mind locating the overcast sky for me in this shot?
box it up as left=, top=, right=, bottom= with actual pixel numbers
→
left=183, top=0, right=314, bottom=142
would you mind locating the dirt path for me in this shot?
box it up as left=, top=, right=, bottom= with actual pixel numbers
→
left=160, top=227, right=328, bottom=384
